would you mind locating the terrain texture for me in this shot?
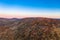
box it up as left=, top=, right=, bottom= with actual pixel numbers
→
left=0, top=17, right=60, bottom=40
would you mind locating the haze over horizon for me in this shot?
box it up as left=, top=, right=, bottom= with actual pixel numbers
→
left=0, top=0, right=60, bottom=18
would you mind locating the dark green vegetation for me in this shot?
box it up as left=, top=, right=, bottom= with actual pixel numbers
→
left=0, top=17, right=60, bottom=40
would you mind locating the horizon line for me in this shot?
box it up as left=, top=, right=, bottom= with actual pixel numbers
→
left=0, top=16, right=60, bottom=19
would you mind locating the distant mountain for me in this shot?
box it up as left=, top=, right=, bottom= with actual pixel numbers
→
left=0, top=17, right=60, bottom=40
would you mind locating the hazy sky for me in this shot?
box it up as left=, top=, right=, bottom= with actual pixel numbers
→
left=0, top=0, right=60, bottom=18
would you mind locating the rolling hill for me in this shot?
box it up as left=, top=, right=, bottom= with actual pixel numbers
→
left=0, top=17, right=60, bottom=40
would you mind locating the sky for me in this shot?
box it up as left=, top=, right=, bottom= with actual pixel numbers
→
left=0, top=0, right=60, bottom=18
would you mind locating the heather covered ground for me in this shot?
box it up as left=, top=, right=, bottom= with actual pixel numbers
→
left=0, top=17, right=60, bottom=40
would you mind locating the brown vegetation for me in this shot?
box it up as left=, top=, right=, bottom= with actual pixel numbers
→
left=0, top=17, right=60, bottom=40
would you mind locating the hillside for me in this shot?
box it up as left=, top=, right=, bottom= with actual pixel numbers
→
left=0, top=17, right=60, bottom=40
